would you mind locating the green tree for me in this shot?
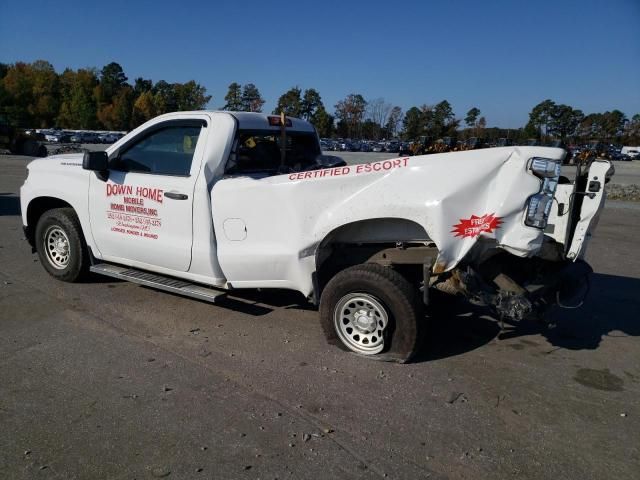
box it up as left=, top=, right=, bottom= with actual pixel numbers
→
left=432, top=100, right=455, bottom=137
left=547, top=104, right=584, bottom=140
left=111, top=85, right=134, bottom=130
left=133, top=77, right=153, bottom=97
left=601, top=110, right=626, bottom=140
left=465, top=107, right=480, bottom=128
left=311, top=105, right=334, bottom=137
left=174, top=80, right=211, bottom=110
left=0, top=63, right=9, bottom=107
left=131, top=90, right=157, bottom=127
left=626, top=114, right=640, bottom=143
left=53, top=67, right=99, bottom=128
left=223, top=82, right=243, bottom=110
left=274, top=87, right=302, bottom=117
left=361, top=119, right=380, bottom=140
left=384, top=106, right=402, bottom=138
left=153, top=80, right=178, bottom=114
left=528, top=99, right=556, bottom=140
left=56, top=68, right=78, bottom=127
left=334, top=93, right=367, bottom=138
left=29, top=60, right=60, bottom=127
left=576, top=113, right=603, bottom=140
left=301, top=88, right=323, bottom=120
left=99, top=62, right=128, bottom=103
left=402, top=107, right=424, bottom=140
left=70, top=69, right=99, bottom=129
left=2, top=62, right=36, bottom=126
left=241, top=83, right=265, bottom=112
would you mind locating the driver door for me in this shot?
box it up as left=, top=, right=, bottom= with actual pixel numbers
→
left=88, top=119, right=207, bottom=272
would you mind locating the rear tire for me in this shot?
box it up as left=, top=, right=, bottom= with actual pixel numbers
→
left=35, top=208, right=89, bottom=282
left=319, top=264, right=424, bottom=363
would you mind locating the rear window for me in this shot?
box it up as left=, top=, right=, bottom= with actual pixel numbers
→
left=225, top=130, right=321, bottom=175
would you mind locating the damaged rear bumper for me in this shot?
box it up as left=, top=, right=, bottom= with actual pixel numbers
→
left=432, top=258, right=593, bottom=322
left=493, top=259, right=593, bottom=321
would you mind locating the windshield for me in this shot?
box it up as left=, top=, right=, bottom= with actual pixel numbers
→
left=226, top=129, right=321, bottom=175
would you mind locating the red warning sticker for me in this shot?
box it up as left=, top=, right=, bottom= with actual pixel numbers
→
left=452, top=213, right=502, bottom=238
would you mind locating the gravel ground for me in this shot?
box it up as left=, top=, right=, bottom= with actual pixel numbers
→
left=1, top=153, right=639, bottom=479
left=605, top=183, right=640, bottom=201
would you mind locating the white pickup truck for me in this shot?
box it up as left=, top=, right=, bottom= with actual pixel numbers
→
left=20, top=111, right=612, bottom=362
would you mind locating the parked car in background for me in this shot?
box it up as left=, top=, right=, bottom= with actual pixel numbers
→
left=82, top=132, right=101, bottom=143
left=70, top=133, right=82, bottom=143
left=497, top=138, right=515, bottom=147
left=70, top=131, right=101, bottom=144
left=620, top=146, right=639, bottom=159
left=399, top=142, right=412, bottom=156
left=339, top=141, right=352, bottom=152
left=386, top=141, right=400, bottom=153
left=43, top=131, right=61, bottom=142
left=465, top=137, right=485, bottom=150
left=98, top=133, right=124, bottom=144
left=350, top=141, right=362, bottom=152
left=44, top=131, right=71, bottom=143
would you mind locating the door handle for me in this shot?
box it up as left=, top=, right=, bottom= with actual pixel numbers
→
left=164, top=191, right=188, bottom=200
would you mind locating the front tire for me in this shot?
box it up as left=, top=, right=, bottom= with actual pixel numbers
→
left=35, top=208, right=89, bottom=282
left=319, top=264, right=424, bottom=363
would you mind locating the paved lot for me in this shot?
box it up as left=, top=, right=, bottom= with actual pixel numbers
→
left=1, top=153, right=639, bottom=479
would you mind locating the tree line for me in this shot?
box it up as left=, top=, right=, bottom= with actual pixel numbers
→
left=1, top=60, right=638, bottom=144
left=0, top=60, right=210, bottom=130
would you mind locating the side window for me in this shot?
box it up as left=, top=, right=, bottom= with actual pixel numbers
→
left=113, top=125, right=202, bottom=175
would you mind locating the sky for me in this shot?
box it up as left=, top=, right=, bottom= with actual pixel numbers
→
left=1, top=0, right=639, bottom=128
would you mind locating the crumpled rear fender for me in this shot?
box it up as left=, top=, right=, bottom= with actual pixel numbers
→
left=312, top=147, right=565, bottom=272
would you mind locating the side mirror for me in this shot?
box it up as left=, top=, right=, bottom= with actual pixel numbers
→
left=82, top=151, right=108, bottom=172
left=316, top=155, right=347, bottom=169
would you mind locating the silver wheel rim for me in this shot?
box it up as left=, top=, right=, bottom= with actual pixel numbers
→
left=334, top=293, right=389, bottom=354
left=43, top=226, right=70, bottom=270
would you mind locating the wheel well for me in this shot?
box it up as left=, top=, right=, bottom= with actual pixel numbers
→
left=25, top=197, right=74, bottom=247
left=314, top=218, right=437, bottom=301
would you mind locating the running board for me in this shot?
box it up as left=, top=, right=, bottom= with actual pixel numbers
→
left=90, top=263, right=226, bottom=303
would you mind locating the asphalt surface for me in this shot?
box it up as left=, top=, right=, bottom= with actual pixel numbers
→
left=1, top=153, right=639, bottom=479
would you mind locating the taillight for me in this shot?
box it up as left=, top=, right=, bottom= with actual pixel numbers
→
left=525, top=157, right=561, bottom=229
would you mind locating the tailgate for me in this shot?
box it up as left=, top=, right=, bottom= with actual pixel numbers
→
left=566, top=159, right=613, bottom=260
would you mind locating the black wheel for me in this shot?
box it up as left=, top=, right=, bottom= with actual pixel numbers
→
left=319, top=264, right=424, bottom=363
left=35, top=208, right=89, bottom=282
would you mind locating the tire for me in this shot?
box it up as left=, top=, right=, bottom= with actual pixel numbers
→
left=35, top=208, right=89, bottom=282
left=319, top=264, right=424, bottom=363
